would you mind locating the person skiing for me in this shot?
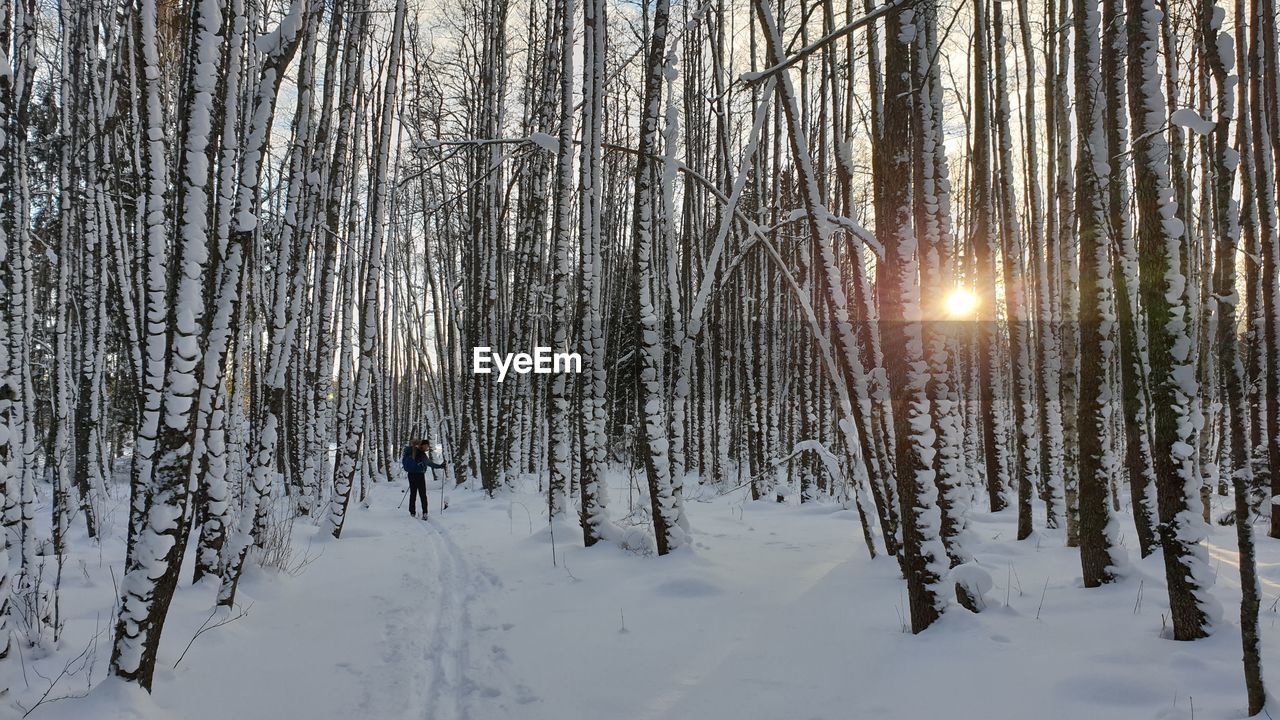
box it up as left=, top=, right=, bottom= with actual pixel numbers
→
left=401, top=439, right=446, bottom=518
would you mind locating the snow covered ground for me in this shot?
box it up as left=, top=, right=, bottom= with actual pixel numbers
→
left=7, top=473, right=1277, bottom=720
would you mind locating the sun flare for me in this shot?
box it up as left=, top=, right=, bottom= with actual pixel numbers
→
left=943, top=288, right=978, bottom=318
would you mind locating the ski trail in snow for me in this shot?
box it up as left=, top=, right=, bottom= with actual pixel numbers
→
left=1203, top=538, right=1280, bottom=594
left=422, top=514, right=535, bottom=719
left=420, top=517, right=474, bottom=720
left=352, top=509, right=480, bottom=720
left=353, top=485, right=526, bottom=720
left=355, top=516, right=441, bottom=720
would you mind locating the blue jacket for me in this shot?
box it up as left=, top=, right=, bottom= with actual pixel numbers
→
left=402, top=446, right=445, bottom=475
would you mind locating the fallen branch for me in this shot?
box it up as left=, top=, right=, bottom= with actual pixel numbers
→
left=19, top=623, right=103, bottom=718
left=173, top=603, right=253, bottom=670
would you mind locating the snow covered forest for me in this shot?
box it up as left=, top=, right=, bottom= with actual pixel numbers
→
left=3, top=0, right=1280, bottom=716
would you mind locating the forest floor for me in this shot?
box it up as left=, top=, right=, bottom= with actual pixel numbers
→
left=6, top=472, right=1279, bottom=720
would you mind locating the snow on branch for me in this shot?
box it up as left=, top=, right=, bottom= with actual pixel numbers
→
left=741, top=0, right=915, bottom=84
left=1170, top=108, right=1216, bottom=135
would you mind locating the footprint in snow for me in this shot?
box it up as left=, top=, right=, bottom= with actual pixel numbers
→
left=655, top=577, right=722, bottom=598
left=514, top=684, right=539, bottom=705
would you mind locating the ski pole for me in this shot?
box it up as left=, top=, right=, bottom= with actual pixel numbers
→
left=397, top=485, right=408, bottom=509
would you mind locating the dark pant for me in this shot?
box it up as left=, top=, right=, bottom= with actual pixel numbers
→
left=408, top=473, right=428, bottom=515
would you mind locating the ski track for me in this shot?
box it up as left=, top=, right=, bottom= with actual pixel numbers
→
left=1205, top=538, right=1280, bottom=594
left=356, top=517, right=433, bottom=719
left=355, top=497, right=529, bottom=720
left=423, top=518, right=473, bottom=720
left=354, top=510, right=484, bottom=720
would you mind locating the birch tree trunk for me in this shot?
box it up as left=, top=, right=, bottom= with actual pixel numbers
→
left=328, top=0, right=406, bottom=539
left=1208, top=0, right=1265, bottom=706
left=991, top=0, right=1038, bottom=540
left=1105, top=0, right=1160, bottom=558
left=633, top=0, right=683, bottom=556
left=1074, top=0, right=1123, bottom=586
left=548, top=0, right=575, bottom=522
left=878, top=0, right=947, bottom=631
left=217, top=0, right=310, bottom=600
left=971, top=0, right=1009, bottom=515
left=1128, top=0, right=1218, bottom=640
left=0, top=0, right=16, bottom=682
left=113, top=0, right=226, bottom=689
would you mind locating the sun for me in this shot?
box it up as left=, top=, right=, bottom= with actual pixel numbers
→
left=943, top=288, right=978, bottom=318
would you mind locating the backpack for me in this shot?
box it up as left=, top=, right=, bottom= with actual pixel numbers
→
left=400, top=446, right=417, bottom=473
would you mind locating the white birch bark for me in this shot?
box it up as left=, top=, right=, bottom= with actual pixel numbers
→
left=327, top=0, right=406, bottom=538
left=113, top=0, right=226, bottom=689
left=1127, top=0, right=1220, bottom=638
